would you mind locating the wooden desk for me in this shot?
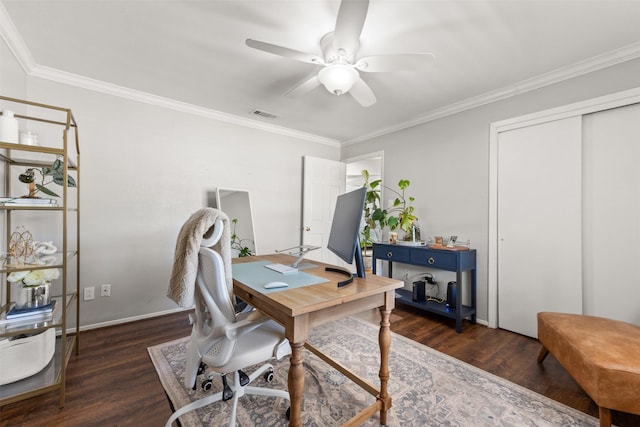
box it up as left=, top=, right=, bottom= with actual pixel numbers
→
left=232, top=254, right=403, bottom=427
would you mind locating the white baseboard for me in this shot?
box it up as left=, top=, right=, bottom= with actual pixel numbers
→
left=67, top=306, right=192, bottom=334
left=66, top=307, right=489, bottom=335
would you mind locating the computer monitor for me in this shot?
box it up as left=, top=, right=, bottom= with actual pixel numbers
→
left=327, top=187, right=366, bottom=284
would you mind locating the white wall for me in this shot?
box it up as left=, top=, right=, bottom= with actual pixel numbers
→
left=1, top=40, right=340, bottom=327
left=0, top=35, right=25, bottom=97
left=342, top=58, right=640, bottom=324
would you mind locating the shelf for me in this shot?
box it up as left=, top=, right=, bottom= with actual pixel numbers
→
left=0, top=95, right=80, bottom=408
left=1, top=251, right=78, bottom=274
left=0, top=293, right=76, bottom=337
left=0, top=141, right=66, bottom=157
left=0, top=335, right=76, bottom=406
left=395, top=289, right=476, bottom=320
left=0, top=152, right=78, bottom=170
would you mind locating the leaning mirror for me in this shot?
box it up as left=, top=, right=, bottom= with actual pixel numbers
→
left=212, top=188, right=257, bottom=257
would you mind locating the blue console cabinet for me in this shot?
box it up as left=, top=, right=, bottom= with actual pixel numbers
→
left=372, top=243, right=477, bottom=333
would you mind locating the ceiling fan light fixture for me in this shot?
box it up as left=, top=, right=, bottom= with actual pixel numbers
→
left=318, top=65, right=359, bottom=96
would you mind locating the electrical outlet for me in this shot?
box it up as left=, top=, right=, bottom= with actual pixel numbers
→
left=84, top=286, right=95, bottom=301
left=100, top=284, right=111, bottom=297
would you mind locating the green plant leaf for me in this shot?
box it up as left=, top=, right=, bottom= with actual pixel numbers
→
left=387, top=217, right=399, bottom=229
left=44, top=165, right=76, bottom=188
left=36, top=184, right=59, bottom=198
left=398, top=179, right=410, bottom=190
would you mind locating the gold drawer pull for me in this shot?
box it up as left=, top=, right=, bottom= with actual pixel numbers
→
left=428, top=257, right=435, bottom=265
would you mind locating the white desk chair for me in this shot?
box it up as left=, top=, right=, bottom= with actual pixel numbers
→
left=167, top=218, right=291, bottom=427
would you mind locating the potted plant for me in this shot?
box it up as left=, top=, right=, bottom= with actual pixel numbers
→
left=18, top=157, right=76, bottom=198
left=361, top=169, right=418, bottom=248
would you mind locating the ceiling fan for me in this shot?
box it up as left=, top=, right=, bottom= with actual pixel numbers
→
left=245, top=0, right=435, bottom=107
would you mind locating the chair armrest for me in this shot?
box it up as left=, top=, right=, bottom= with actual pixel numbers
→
left=224, top=310, right=271, bottom=340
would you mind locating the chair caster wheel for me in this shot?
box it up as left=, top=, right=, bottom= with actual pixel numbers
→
left=202, top=379, right=213, bottom=391
left=286, top=407, right=291, bottom=420
left=264, top=369, right=274, bottom=382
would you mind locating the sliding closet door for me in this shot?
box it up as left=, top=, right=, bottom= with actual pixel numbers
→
left=497, top=116, right=582, bottom=337
left=583, top=103, right=640, bottom=325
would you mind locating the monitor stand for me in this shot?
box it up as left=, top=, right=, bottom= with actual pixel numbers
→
left=295, top=262, right=317, bottom=270
left=275, top=245, right=321, bottom=270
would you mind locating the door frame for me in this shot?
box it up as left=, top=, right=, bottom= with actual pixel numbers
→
left=343, top=150, right=385, bottom=190
left=487, top=86, right=640, bottom=328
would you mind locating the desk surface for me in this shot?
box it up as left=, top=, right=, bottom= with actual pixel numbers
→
left=233, top=254, right=403, bottom=320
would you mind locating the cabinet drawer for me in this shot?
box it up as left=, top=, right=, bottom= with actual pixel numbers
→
left=410, top=250, right=457, bottom=271
left=374, top=245, right=411, bottom=264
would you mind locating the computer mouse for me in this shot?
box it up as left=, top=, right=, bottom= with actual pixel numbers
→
left=264, top=281, right=289, bottom=289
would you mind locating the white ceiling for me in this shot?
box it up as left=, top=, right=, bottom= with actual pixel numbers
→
left=3, top=0, right=640, bottom=145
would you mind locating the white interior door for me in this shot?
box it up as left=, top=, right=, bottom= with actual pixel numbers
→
left=497, top=116, right=583, bottom=337
left=302, top=156, right=345, bottom=264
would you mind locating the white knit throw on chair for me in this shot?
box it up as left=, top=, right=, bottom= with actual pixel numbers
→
left=167, top=208, right=232, bottom=308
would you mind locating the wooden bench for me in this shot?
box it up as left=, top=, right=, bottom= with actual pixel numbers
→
left=537, top=312, right=640, bottom=427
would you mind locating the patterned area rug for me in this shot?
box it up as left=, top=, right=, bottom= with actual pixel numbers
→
left=149, top=316, right=599, bottom=426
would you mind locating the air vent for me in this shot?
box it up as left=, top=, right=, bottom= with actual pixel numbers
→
left=250, top=109, right=278, bottom=119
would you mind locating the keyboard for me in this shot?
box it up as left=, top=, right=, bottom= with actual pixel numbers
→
left=264, top=263, right=298, bottom=275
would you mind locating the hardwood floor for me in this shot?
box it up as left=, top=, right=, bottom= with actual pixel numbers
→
left=1, top=305, right=638, bottom=426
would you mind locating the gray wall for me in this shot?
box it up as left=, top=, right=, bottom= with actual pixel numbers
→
left=342, top=58, right=640, bottom=323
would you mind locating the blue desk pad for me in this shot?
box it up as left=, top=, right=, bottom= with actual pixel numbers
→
left=232, top=260, right=329, bottom=293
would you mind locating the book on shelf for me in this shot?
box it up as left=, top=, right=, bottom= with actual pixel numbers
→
left=5, top=299, right=57, bottom=320
left=0, top=197, right=58, bottom=206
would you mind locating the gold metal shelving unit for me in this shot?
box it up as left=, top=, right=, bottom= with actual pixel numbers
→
left=0, top=95, right=80, bottom=407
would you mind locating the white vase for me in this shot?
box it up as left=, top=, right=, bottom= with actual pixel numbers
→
left=0, top=110, right=19, bottom=143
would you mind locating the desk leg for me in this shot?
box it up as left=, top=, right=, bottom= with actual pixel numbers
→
left=288, top=341, right=305, bottom=427
left=378, top=307, right=392, bottom=425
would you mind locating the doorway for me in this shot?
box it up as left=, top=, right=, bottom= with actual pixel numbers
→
left=345, top=153, right=383, bottom=193
left=345, top=152, right=384, bottom=259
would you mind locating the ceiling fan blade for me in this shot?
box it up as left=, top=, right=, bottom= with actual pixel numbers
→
left=349, top=77, right=376, bottom=107
left=286, top=75, right=322, bottom=97
left=333, top=0, right=369, bottom=53
left=355, top=53, right=435, bottom=72
left=246, top=39, right=325, bottom=65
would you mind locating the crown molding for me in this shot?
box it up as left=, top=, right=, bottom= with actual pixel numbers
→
left=0, top=1, right=35, bottom=72
left=0, top=4, right=339, bottom=147
left=343, top=41, right=640, bottom=146
left=29, top=65, right=340, bottom=147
